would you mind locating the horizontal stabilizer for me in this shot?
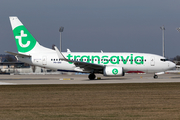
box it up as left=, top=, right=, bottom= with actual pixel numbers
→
left=5, top=51, right=31, bottom=57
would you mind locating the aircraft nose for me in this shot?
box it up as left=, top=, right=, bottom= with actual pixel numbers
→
left=169, top=62, right=176, bottom=69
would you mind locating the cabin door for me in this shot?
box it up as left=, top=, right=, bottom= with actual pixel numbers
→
left=150, top=57, right=155, bottom=66
left=42, top=56, right=47, bottom=65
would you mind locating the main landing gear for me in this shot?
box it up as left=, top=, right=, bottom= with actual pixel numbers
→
left=88, top=73, right=96, bottom=80
left=154, top=75, right=158, bottom=79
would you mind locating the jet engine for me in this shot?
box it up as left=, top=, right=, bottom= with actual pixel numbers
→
left=103, top=66, right=124, bottom=76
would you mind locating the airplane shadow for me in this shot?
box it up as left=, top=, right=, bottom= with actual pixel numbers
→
left=84, top=77, right=130, bottom=81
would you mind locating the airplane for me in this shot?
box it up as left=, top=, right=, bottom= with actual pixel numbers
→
left=7, top=16, right=176, bottom=80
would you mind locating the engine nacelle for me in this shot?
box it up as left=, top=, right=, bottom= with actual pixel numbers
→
left=103, top=66, right=124, bottom=76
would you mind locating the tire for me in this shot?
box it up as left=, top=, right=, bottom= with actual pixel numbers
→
left=88, top=73, right=96, bottom=80
left=154, top=75, right=158, bottom=79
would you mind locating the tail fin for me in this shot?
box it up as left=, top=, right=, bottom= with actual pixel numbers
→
left=10, top=16, right=54, bottom=55
left=9, top=16, right=38, bottom=53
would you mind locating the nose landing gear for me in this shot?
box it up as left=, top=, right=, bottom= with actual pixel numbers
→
left=153, top=72, right=165, bottom=79
left=154, top=75, right=158, bottom=79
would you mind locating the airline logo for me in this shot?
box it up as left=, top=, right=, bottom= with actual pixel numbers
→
left=112, top=68, right=118, bottom=75
left=13, top=26, right=36, bottom=53
left=15, top=30, right=30, bottom=48
left=67, top=54, right=144, bottom=65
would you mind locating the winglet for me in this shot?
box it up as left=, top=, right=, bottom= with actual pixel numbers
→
left=54, top=46, right=66, bottom=60
left=54, top=46, right=74, bottom=64
left=54, top=46, right=104, bottom=69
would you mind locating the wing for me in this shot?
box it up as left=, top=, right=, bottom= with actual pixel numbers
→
left=54, top=46, right=104, bottom=72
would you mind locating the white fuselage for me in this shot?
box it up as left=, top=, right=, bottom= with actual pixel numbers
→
left=16, top=50, right=176, bottom=74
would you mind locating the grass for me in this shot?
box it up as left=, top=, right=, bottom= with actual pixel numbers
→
left=0, top=83, right=180, bottom=119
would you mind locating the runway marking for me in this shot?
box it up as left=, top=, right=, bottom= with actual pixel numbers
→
left=59, top=78, right=74, bottom=80
left=0, top=82, right=16, bottom=85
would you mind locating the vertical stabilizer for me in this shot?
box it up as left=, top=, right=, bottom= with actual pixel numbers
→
left=9, top=16, right=52, bottom=54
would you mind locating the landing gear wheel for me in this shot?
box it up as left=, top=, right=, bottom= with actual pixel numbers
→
left=88, top=73, right=96, bottom=80
left=154, top=75, right=158, bottom=79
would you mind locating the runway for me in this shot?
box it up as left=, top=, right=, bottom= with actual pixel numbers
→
left=0, top=73, right=180, bottom=85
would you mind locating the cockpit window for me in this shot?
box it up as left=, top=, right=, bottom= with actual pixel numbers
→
left=160, top=59, right=169, bottom=62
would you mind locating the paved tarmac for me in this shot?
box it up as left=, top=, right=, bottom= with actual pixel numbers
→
left=0, top=73, right=180, bottom=85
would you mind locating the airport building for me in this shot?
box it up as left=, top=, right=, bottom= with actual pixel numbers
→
left=0, top=54, right=60, bottom=74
